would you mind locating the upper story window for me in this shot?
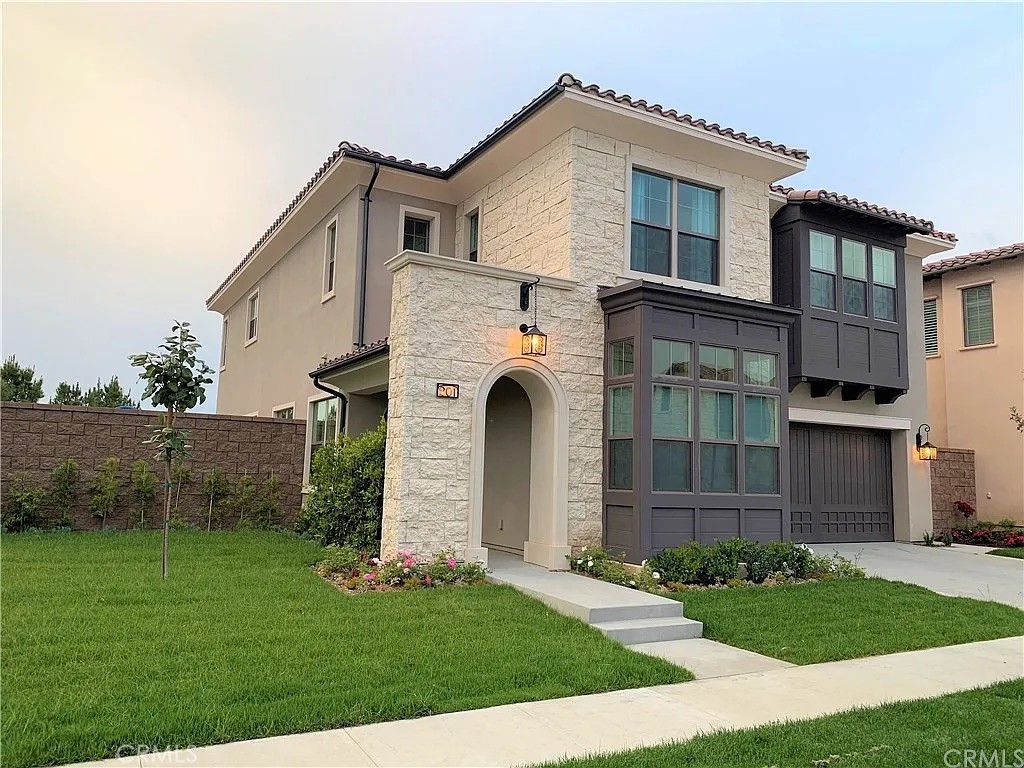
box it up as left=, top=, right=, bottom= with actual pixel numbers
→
left=923, top=298, right=939, bottom=357
left=220, top=316, right=228, bottom=370
left=323, top=220, right=337, bottom=298
left=808, top=231, right=898, bottom=322
left=246, top=289, right=259, bottom=345
left=630, top=169, right=721, bottom=286
left=404, top=217, right=430, bottom=252
left=467, top=211, right=479, bottom=262
left=962, top=284, right=994, bottom=346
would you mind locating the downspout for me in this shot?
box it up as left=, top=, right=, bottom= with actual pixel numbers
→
left=356, top=162, right=380, bottom=349
left=311, top=374, right=349, bottom=437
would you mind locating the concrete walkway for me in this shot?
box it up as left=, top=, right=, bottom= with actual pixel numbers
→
left=814, top=541, right=1024, bottom=608
left=68, top=636, right=1024, bottom=768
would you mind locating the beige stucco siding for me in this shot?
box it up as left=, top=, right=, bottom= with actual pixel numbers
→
left=217, top=186, right=361, bottom=417
left=924, top=257, right=1024, bottom=522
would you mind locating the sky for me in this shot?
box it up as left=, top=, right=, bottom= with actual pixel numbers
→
left=3, top=2, right=1022, bottom=411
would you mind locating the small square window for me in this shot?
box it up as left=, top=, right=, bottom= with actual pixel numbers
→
left=653, top=440, right=692, bottom=492
left=631, top=170, right=672, bottom=227
left=699, top=345, right=736, bottom=382
left=873, top=247, right=896, bottom=286
left=962, top=285, right=994, bottom=346
left=810, top=231, right=836, bottom=272
left=274, top=407, right=295, bottom=420
left=745, top=446, right=779, bottom=494
left=631, top=223, right=671, bottom=276
left=610, top=340, right=634, bottom=377
left=404, top=216, right=431, bottom=252
left=842, top=240, right=867, bottom=279
left=700, top=443, right=736, bottom=493
left=653, top=339, right=691, bottom=378
left=843, top=277, right=868, bottom=316
left=699, top=390, right=736, bottom=440
left=744, top=395, right=779, bottom=443
left=743, top=352, right=777, bottom=387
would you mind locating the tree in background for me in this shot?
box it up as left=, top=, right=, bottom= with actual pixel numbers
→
left=131, top=460, right=158, bottom=528
left=231, top=473, right=258, bottom=528
left=129, top=321, right=213, bottom=579
left=90, top=457, right=122, bottom=530
left=202, top=467, right=230, bottom=532
left=1, top=356, right=44, bottom=403
left=51, top=382, right=85, bottom=405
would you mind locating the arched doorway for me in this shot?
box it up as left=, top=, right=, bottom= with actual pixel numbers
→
left=481, top=377, right=532, bottom=554
left=468, top=358, right=570, bottom=570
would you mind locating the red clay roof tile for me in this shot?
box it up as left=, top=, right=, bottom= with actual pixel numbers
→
left=770, top=184, right=944, bottom=235
left=923, top=242, right=1023, bottom=275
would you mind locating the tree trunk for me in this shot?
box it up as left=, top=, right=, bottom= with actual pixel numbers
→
left=162, top=407, right=174, bottom=580
left=208, top=496, right=213, bottom=532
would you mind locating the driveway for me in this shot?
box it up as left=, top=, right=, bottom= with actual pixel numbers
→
left=811, top=541, right=1024, bottom=609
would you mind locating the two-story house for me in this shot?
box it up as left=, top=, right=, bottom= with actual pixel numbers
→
left=923, top=243, right=1024, bottom=523
left=208, top=73, right=956, bottom=567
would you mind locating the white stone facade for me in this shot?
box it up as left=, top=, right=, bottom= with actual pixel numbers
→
left=383, top=130, right=780, bottom=561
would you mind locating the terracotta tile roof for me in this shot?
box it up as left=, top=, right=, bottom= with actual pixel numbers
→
left=209, top=73, right=810, bottom=307
left=557, top=74, right=808, bottom=160
left=923, top=242, right=1024, bottom=276
left=310, top=338, right=389, bottom=377
left=770, top=184, right=942, bottom=235
left=930, top=230, right=958, bottom=243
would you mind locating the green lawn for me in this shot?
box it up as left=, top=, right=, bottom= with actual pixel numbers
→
left=675, top=578, right=1024, bottom=664
left=0, top=531, right=687, bottom=768
left=543, top=678, right=1024, bottom=768
left=989, top=548, right=1024, bottom=559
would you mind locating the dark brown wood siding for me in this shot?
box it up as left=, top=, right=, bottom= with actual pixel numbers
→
left=789, top=423, right=894, bottom=542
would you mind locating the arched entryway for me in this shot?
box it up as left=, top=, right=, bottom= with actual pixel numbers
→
left=467, top=358, right=570, bottom=570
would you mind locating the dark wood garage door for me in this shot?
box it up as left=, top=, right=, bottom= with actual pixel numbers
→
left=790, top=423, right=893, bottom=543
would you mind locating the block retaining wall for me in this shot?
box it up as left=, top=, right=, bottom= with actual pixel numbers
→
left=930, top=447, right=977, bottom=533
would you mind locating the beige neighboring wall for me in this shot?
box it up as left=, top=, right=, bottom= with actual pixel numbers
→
left=217, top=186, right=361, bottom=418
left=924, top=256, right=1024, bottom=522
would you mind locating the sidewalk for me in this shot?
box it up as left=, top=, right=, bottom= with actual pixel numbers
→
left=68, top=636, right=1024, bottom=768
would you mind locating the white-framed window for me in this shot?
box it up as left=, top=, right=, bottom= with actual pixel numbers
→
left=961, top=283, right=994, bottom=347
left=398, top=205, right=440, bottom=254
left=273, top=403, right=295, bottom=420
left=466, top=208, right=480, bottom=262
left=628, top=166, right=723, bottom=287
left=323, top=217, right=338, bottom=300
left=307, top=396, right=342, bottom=475
left=245, top=288, right=259, bottom=345
left=220, top=315, right=228, bottom=371
left=923, top=298, right=939, bottom=357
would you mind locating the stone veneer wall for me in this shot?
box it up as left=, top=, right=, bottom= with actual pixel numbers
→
left=1, top=402, right=306, bottom=530
left=381, top=259, right=604, bottom=558
left=930, top=447, right=977, bottom=533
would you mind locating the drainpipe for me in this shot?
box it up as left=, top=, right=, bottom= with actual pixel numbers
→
left=311, top=375, right=348, bottom=435
left=356, top=162, right=380, bottom=349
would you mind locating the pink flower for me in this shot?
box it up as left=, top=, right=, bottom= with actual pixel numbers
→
left=403, top=558, right=416, bottom=568
left=424, top=575, right=432, bottom=586
left=370, top=557, right=380, bottom=565
left=399, top=549, right=413, bottom=558
left=364, top=572, right=377, bottom=581
left=446, top=558, right=457, bottom=569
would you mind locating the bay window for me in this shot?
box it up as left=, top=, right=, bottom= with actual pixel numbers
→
left=872, top=247, right=897, bottom=322
left=842, top=239, right=868, bottom=316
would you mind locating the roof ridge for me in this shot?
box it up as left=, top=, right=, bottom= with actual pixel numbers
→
left=771, top=184, right=939, bottom=234
left=923, top=242, right=1024, bottom=274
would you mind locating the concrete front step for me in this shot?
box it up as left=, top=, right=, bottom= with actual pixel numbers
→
left=593, top=615, right=704, bottom=644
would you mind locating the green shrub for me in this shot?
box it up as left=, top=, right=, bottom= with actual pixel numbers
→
left=256, top=472, right=281, bottom=529
left=747, top=540, right=814, bottom=582
left=807, top=551, right=867, bottom=580
left=296, top=419, right=385, bottom=550
left=997, top=519, right=1020, bottom=529
left=130, top=460, right=158, bottom=529
left=89, top=457, right=121, bottom=529
left=314, top=545, right=364, bottom=577
left=230, top=473, right=258, bottom=529
left=650, top=538, right=823, bottom=586
left=2, top=474, right=46, bottom=532
left=49, top=459, right=79, bottom=528
left=568, top=547, right=661, bottom=591
left=201, top=467, right=230, bottom=531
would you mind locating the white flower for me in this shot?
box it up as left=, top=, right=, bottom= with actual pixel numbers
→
left=641, top=559, right=648, bottom=566
left=629, top=580, right=636, bottom=586
left=652, top=571, right=661, bottom=580
left=403, top=567, right=410, bottom=574
left=581, top=546, right=588, bottom=552
left=587, top=560, right=594, bottom=568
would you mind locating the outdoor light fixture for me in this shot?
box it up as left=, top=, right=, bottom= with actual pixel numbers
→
left=916, top=424, right=938, bottom=461
left=519, top=278, right=547, bottom=356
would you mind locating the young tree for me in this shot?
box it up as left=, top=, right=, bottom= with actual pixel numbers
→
left=51, top=382, right=85, bottom=405
left=171, top=459, right=193, bottom=510
left=202, top=467, right=230, bottom=532
left=131, top=460, right=158, bottom=528
left=49, top=459, right=80, bottom=528
left=90, top=457, right=122, bottom=530
left=129, top=322, right=213, bottom=579
left=1, top=356, right=44, bottom=402
left=84, top=376, right=139, bottom=408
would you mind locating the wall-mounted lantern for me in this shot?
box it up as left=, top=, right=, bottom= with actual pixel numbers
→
left=916, top=424, right=938, bottom=461
left=519, top=278, right=547, bottom=356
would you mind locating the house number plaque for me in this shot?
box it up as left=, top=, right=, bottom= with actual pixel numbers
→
left=436, top=383, right=459, bottom=399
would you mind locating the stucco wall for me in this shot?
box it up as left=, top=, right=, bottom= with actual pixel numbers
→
left=1, top=402, right=306, bottom=530
left=381, top=258, right=603, bottom=558
left=924, top=257, right=1024, bottom=522
left=216, top=186, right=362, bottom=419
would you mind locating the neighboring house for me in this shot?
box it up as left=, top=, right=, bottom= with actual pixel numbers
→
left=207, top=73, right=956, bottom=567
left=922, top=243, right=1024, bottom=523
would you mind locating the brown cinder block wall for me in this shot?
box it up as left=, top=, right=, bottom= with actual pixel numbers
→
left=930, top=447, right=977, bottom=533
left=1, top=402, right=306, bottom=530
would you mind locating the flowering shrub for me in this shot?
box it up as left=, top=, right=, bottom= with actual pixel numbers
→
left=315, top=547, right=487, bottom=591
left=954, top=500, right=976, bottom=522
left=570, top=539, right=864, bottom=592
left=951, top=527, right=1024, bottom=548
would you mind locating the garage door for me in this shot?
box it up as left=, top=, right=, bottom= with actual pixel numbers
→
left=790, top=424, right=893, bottom=542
